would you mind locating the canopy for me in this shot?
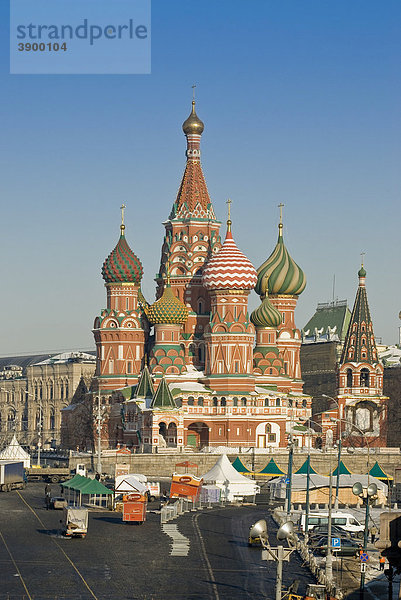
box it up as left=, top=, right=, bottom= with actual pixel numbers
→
left=368, top=461, right=393, bottom=481
left=115, top=475, right=147, bottom=495
left=202, top=455, right=259, bottom=501
left=232, top=457, right=252, bottom=474
left=75, top=478, right=112, bottom=495
left=268, top=473, right=388, bottom=500
left=257, top=458, right=286, bottom=476
left=61, top=474, right=86, bottom=489
left=0, top=434, right=31, bottom=468
left=175, top=460, right=198, bottom=474
left=62, top=475, right=112, bottom=494
left=295, top=459, right=318, bottom=475
left=331, top=460, right=352, bottom=477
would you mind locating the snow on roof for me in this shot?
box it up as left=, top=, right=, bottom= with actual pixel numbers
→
left=35, top=351, right=96, bottom=365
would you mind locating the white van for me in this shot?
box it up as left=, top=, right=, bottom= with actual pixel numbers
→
left=299, top=511, right=364, bottom=538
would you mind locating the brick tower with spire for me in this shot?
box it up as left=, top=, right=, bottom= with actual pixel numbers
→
left=155, top=98, right=221, bottom=368
left=93, top=206, right=146, bottom=392
left=335, top=264, right=387, bottom=446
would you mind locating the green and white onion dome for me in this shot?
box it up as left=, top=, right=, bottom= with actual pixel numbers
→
left=255, top=229, right=306, bottom=298
left=250, top=295, right=282, bottom=328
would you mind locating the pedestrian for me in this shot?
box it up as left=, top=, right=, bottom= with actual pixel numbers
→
left=370, top=525, right=378, bottom=544
left=379, top=556, right=386, bottom=571
left=45, top=483, right=51, bottom=509
left=358, top=544, right=363, bottom=556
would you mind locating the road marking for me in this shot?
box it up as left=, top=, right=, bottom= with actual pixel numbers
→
left=16, top=491, right=99, bottom=600
left=0, top=530, right=33, bottom=600
left=193, top=512, right=220, bottom=600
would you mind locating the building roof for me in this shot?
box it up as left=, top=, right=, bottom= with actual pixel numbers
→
left=302, top=300, right=351, bottom=342
left=136, top=366, right=155, bottom=399
left=331, top=460, right=352, bottom=476
left=368, top=461, right=393, bottom=481
left=150, top=377, right=177, bottom=409
left=340, top=266, right=379, bottom=365
left=0, top=351, right=96, bottom=376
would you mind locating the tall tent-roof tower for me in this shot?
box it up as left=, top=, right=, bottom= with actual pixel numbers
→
left=155, top=94, right=222, bottom=369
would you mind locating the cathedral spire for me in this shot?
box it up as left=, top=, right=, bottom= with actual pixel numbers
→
left=170, top=96, right=215, bottom=220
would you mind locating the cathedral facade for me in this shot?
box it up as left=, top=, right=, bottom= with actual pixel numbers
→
left=92, top=101, right=311, bottom=452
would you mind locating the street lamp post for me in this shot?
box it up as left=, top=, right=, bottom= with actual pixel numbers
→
left=322, top=394, right=342, bottom=510
left=286, top=432, right=294, bottom=515
left=95, top=395, right=106, bottom=476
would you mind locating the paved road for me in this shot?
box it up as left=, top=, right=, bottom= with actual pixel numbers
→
left=0, top=484, right=314, bottom=600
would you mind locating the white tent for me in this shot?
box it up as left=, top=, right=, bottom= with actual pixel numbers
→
left=202, top=455, right=259, bottom=501
left=0, top=434, right=30, bottom=468
left=115, top=474, right=147, bottom=495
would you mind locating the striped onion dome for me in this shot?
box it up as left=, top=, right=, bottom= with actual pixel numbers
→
left=147, top=284, right=189, bottom=326
left=102, top=232, right=143, bottom=284
left=202, top=227, right=257, bottom=291
left=251, top=295, right=282, bottom=328
left=255, top=226, right=306, bottom=297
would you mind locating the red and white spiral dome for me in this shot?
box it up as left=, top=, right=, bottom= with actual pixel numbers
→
left=202, top=228, right=257, bottom=290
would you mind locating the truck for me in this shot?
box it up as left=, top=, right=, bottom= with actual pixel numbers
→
left=62, top=506, right=88, bottom=538
left=26, top=465, right=70, bottom=483
left=0, top=460, right=26, bottom=492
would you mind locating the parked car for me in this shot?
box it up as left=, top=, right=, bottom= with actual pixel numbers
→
left=50, top=496, right=67, bottom=510
left=313, top=536, right=360, bottom=557
left=309, top=525, right=351, bottom=541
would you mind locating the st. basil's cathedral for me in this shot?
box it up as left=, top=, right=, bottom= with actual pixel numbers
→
left=88, top=100, right=386, bottom=452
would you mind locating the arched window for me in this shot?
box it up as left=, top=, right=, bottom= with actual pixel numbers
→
left=21, top=410, right=28, bottom=431
left=50, top=409, right=55, bottom=430
left=65, top=380, right=69, bottom=398
left=346, top=369, right=353, bottom=388
left=265, top=423, right=271, bottom=434
left=360, top=368, right=370, bottom=387
left=187, top=396, right=194, bottom=406
left=7, top=410, right=16, bottom=431
left=264, top=398, right=269, bottom=407
left=241, top=397, right=247, bottom=407
left=197, top=397, right=204, bottom=407
left=39, top=383, right=43, bottom=400
left=213, top=397, right=218, bottom=407
left=221, top=397, right=226, bottom=407
left=198, top=345, right=205, bottom=362
left=288, top=399, right=293, bottom=407
left=197, top=298, right=204, bottom=314
left=233, top=397, right=238, bottom=407
left=49, top=380, right=54, bottom=400
left=276, top=398, right=281, bottom=407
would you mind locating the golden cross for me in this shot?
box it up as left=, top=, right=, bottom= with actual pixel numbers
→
left=120, top=204, right=126, bottom=225
left=360, top=251, right=366, bottom=266
left=278, top=202, right=284, bottom=225
left=192, top=84, right=196, bottom=101
left=226, top=198, right=232, bottom=221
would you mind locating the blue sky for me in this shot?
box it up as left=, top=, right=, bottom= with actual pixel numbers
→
left=0, top=0, right=400, bottom=355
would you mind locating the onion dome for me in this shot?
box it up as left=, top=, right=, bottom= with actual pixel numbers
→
left=251, top=295, right=282, bottom=328
left=358, top=265, right=367, bottom=279
left=102, top=206, right=143, bottom=284
left=255, top=215, right=306, bottom=298
left=147, top=283, right=189, bottom=326
left=202, top=207, right=257, bottom=291
left=182, top=100, right=204, bottom=135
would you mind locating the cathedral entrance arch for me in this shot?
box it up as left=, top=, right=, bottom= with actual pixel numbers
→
left=187, top=422, right=209, bottom=449
left=167, top=422, right=177, bottom=447
left=255, top=422, right=280, bottom=448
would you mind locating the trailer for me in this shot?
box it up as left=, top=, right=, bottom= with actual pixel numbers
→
left=0, top=460, right=26, bottom=492
left=122, top=493, right=147, bottom=524
left=62, top=506, right=88, bottom=538
left=26, top=465, right=70, bottom=483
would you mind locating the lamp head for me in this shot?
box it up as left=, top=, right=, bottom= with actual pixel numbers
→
left=352, top=482, right=363, bottom=497
left=249, top=519, right=268, bottom=541
left=277, top=521, right=294, bottom=541
left=367, top=483, right=378, bottom=497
